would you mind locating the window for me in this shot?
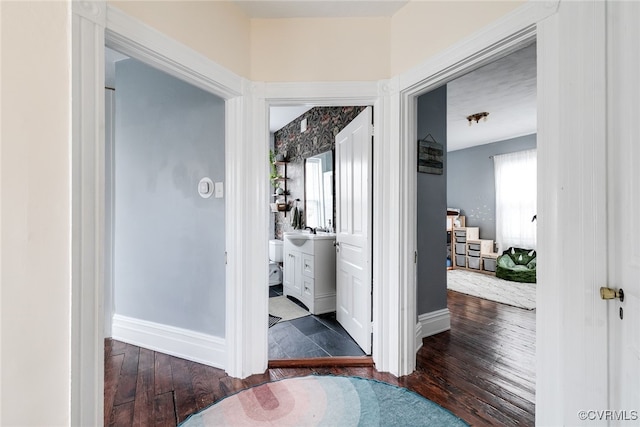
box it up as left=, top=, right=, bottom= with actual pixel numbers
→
left=494, top=149, right=537, bottom=253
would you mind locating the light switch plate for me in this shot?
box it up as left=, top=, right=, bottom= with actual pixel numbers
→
left=214, top=182, right=224, bottom=198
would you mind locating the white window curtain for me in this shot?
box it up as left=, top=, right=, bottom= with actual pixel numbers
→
left=494, top=149, right=537, bottom=253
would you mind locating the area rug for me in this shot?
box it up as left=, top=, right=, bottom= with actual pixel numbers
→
left=180, top=375, right=468, bottom=426
left=268, top=295, right=310, bottom=322
left=447, top=269, right=536, bottom=310
left=268, top=314, right=281, bottom=328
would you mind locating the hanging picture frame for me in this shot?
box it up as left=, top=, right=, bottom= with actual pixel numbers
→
left=417, top=133, right=444, bottom=174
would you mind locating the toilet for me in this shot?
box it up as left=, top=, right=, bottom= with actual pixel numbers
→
left=268, top=239, right=283, bottom=285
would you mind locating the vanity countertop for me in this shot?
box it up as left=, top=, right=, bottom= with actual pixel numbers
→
left=284, top=231, right=336, bottom=240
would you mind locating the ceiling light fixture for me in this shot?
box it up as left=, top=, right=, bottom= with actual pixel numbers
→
left=467, top=112, right=489, bottom=126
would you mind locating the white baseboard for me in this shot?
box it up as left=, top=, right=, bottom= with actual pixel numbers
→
left=112, top=314, right=226, bottom=369
left=415, top=308, right=451, bottom=350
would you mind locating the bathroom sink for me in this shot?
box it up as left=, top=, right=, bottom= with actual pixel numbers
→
left=284, top=231, right=336, bottom=246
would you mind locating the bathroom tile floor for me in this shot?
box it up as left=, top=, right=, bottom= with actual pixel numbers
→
left=268, top=285, right=366, bottom=359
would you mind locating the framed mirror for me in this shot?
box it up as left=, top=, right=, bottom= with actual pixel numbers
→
left=304, top=150, right=334, bottom=230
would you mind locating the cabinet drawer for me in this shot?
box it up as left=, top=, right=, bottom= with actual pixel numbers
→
left=468, top=243, right=481, bottom=251
left=468, top=249, right=481, bottom=257
left=302, top=276, right=314, bottom=299
left=302, top=254, right=314, bottom=277
left=468, top=257, right=480, bottom=270
left=455, top=243, right=466, bottom=255
left=455, top=255, right=466, bottom=267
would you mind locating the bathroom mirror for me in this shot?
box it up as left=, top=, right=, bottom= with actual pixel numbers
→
left=304, top=150, right=334, bottom=230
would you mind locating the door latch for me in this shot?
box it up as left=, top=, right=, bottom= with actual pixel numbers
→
left=600, top=287, right=624, bottom=302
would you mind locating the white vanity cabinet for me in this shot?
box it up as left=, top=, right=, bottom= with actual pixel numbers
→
left=283, top=233, right=336, bottom=315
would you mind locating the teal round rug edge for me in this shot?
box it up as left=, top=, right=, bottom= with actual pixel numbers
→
left=179, top=374, right=469, bottom=427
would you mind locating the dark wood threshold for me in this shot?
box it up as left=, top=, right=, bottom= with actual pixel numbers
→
left=268, top=356, right=374, bottom=368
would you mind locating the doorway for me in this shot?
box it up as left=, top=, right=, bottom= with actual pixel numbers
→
left=436, top=42, right=538, bottom=311
left=103, top=49, right=227, bottom=362
left=413, top=42, right=538, bottom=421
left=267, top=105, right=374, bottom=362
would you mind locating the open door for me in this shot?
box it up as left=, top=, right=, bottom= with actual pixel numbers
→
left=335, top=107, right=373, bottom=353
left=606, top=2, right=640, bottom=422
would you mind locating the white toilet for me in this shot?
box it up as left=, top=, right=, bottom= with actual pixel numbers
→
left=268, top=239, right=283, bottom=285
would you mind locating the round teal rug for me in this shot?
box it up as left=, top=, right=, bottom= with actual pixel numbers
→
left=181, top=375, right=468, bottom=426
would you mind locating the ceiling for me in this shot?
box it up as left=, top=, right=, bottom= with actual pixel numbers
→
left=270, top=106, right=313, bottom=132
left=446, top=43, right=537, bottom=152
left=233, top=0, right=408, bottom=19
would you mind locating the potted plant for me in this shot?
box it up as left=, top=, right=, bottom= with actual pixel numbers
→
left=269, top=149, right=279, bottom=188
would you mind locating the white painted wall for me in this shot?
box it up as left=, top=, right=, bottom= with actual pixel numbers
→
left=106, top=1, right=524, bottom=82
left=0, top=1, right=71, bottom=425
left=250, top=17, right=391, bottom=81
left=390, top=1, right=524, bottom=76
left=109, top=0, right=251, bottom=78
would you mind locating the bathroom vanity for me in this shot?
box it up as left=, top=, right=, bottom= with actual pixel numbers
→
left=282, top=232, right=336, bottom=315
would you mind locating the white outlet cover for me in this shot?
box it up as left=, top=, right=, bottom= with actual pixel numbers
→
left=198, top=177, right=213, bottom=198
left=214, top=182, right=224, bottom=198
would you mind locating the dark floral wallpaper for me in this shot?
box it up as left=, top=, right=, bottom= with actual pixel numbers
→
left=273, top=106, right=367, bottom=238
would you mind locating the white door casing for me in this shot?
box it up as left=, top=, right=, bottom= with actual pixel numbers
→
left=607, top=1, right=640, bottom=423
left=335, top=107, right=373, bottom=353
left=535, top=2, right=610, bottom=423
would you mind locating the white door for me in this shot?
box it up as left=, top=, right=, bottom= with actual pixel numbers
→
left=335, top=107, right=373, bottom=353
left=606, top=2, right=640, bottom=423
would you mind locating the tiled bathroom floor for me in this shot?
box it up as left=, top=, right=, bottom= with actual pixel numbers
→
left=268, top=285, right=366, bottom=359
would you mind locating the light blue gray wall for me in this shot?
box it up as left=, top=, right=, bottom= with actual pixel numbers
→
left=416, top=86, right=448, bottom=315
left=114, top=59, right=226, bottom=337
left=447, top=134, right=537, bottom=241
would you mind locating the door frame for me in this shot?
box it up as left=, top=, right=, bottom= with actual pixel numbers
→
left=258, top=85, right=391, bottom=369
left=397, top=0, right=609, bottom=424
left=72, top=3, right=244, bottom=424
left=396, top=2, right=555, bottom=376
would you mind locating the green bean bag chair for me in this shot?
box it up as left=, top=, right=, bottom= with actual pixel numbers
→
left=496, top=247, right=537, bottom=283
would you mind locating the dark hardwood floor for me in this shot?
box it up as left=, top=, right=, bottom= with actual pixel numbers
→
left=105, top=290, right=535, bottom=426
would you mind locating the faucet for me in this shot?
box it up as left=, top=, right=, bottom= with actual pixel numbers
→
left=304, top=226, right=316, bottom=234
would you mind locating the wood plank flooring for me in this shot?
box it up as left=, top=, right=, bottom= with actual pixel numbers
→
left=105, top=290, right=535, bottom=426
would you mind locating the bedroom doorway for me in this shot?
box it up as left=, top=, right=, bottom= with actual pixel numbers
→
left=413, top=39, right=538, bottom=423
left=442, top=42, right=538, bottom=311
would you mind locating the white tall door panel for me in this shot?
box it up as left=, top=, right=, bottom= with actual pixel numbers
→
left=335, top=107, right=373, bottom=353
left=607, top=2, right=640, bottom=424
